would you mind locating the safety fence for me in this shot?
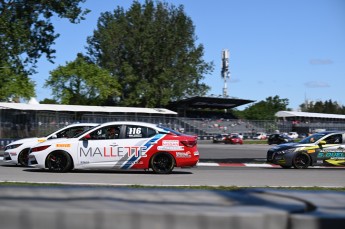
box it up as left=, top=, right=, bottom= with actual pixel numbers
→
left=1, top=113, right=345, bottom=140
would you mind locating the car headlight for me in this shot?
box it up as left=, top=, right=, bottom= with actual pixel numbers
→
left=4, top=143, right=23, bottom=151
left=276, top=148, right=296, bottom=155
left=31, top=145, right=51, bottom=153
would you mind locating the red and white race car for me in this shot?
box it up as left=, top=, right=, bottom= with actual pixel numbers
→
left=28, top=121, right=199, bottom=174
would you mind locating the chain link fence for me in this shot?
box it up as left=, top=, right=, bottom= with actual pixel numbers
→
left=1, top=109, right=345, bottom=140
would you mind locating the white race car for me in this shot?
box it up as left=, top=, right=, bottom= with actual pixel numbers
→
left=3, top=123, right=98, bottom=166
left=28, top=121, right=199, bottom=174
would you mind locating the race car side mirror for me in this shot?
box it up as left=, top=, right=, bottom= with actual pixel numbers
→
left=50, top=134, right=58, bottom=139
left=318, top=140, right=326, bottom=145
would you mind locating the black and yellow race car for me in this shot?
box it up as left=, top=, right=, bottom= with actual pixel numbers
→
left=266, top=131, right=345, bottom=168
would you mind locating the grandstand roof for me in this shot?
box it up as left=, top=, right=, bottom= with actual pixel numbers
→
left=0, top=102, right=177, bottom=115
left=276, top=111, right=345, bottom=120
left=168, top=96, right=254, bottom=109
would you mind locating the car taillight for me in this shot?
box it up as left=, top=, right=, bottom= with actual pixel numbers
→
left=181, top=140, right=197, bottom=147
left=31, top=145, right=51, bottom=152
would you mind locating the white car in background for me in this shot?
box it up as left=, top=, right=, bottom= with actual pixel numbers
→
left=288, top=132, right=299, bottom=139
left=3, top=123, right=98, bottom=166
left=230, top=133, right=243, bottom=139
left=253, top=132, right=267, bottom=140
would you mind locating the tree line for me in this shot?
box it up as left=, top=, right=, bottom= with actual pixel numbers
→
left=1, top=0, right=212, bottom=107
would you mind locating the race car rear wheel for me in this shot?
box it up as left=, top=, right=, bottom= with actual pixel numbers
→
left=46, top=151, right=73, bottom=173
left=18, top=148, right=30, bottom=166
left=292, top=152, right=311, bottom=169
left=150, top=152, right=175, bottom=174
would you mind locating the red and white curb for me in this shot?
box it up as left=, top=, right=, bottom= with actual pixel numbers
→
left=197, top=162, right=345, bottom=168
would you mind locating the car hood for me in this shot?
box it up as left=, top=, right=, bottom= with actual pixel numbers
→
left=6, top=137, right=46, bottom=146
left=33, top=138, right=72, bottom=147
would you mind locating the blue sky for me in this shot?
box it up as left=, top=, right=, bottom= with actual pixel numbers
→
left=32, top=0, right=345, bottom=111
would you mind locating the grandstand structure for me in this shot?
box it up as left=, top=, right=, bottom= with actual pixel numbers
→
left=275, top=111, right=345, bottom=134
left=0, top=96, right=255, bottom=139
left=2, top=99, right=345, bottom=140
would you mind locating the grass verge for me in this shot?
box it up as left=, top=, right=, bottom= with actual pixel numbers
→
left=0, top=182, right=344, bottom=191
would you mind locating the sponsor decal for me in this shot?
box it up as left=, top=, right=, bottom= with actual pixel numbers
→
left=79, top=146, right=147, bottom=158
left=317, top=150, right=345, bottom=159
left=162, top=140, right=179, bottom=146
left=56, top=144, right=71, bottom=148
left=307, top=149, right=315, bottom=153
left=37, top=139, right=46, bottom=143
left=127, top=127, right=143, bottom=138
left=325, top=159, right=345, bottom=166
left=157, top=140, right=184, bottom=151
left=176, top=151, right=191, bottom=158
left=158, top=146, right=184, bottom=151
left=10, top=152, right=17, bottom=156
left=121, top=133, right=165, bottom=170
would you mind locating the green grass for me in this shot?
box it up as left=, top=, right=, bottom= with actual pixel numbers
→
left=1, top=182, right=344, bottom=191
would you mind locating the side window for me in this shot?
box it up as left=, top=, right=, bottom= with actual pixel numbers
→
left=89, top=127, right=106, bottom=140
left=126, top=125, right=145, bottom=138
left=105, top=126, right=121, bottom=139
left=147, top=127, right=157, bottom=138
left=125, top=125, right=156, bottom=138
left=88, top=125, right=121, bottom=140
left=325, top=134, right=342, bottom=144
left=56, top=126, right=87, bottom=138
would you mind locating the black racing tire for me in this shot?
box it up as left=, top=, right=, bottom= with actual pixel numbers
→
left=150, top=152, right=175, bottom=174
left=18, top=148, right=30, bottom=166
left=46, top=151, right=73, bottom=173
left=292, top=152, right=311, bottom=169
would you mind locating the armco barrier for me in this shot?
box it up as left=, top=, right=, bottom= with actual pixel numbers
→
left=0, top=187, right=344, bottom=229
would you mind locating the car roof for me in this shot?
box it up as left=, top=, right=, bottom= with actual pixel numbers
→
left=66, top=123, right=98, bottom=127
left=97, top=121, right=159, bottom=128
left=314, top=131, right=345, bottom=135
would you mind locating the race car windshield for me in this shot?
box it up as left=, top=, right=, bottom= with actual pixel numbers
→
left=73, top=125, right=100, bottom=138
left=299, top=133, right=327, bottom=144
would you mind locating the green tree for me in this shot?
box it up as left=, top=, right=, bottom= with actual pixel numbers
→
left=299, top=99, right=345, bottom=114
left=39, top=98, right=58, bottom=104
left=234, top=96, right=290, bottom=120
left=87, top=0, right=213, bottom=107
left=0, top=0, right=89, bottom=101
left=45, top=54, right=121, bottom=105
left=0, top=61, right=35, bottom=101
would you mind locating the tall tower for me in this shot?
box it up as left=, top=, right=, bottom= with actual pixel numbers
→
left=221, top=49, right=230, bottom=97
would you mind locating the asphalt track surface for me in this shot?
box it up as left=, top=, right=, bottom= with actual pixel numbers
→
left=1, top=143, right=344, bottom=187
left=1, top=143, right=345, bottom=229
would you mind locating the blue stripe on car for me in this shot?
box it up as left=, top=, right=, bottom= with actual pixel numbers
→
left=121, top=134, right=165, bottom=169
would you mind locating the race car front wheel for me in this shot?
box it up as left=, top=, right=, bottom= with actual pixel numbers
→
left=292, top=152, right=311, bottom=169
left=18, top=148, right=30, bottom=166
left=46, top=151, right=73, bottom=173
left=150, top=152, right=175, bottom=174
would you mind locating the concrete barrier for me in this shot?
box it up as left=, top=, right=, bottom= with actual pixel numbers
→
left=0, top=187, right=344, bottom=229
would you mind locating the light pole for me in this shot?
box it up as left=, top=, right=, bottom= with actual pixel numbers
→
left=221, top=49, right=230, bottom=98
